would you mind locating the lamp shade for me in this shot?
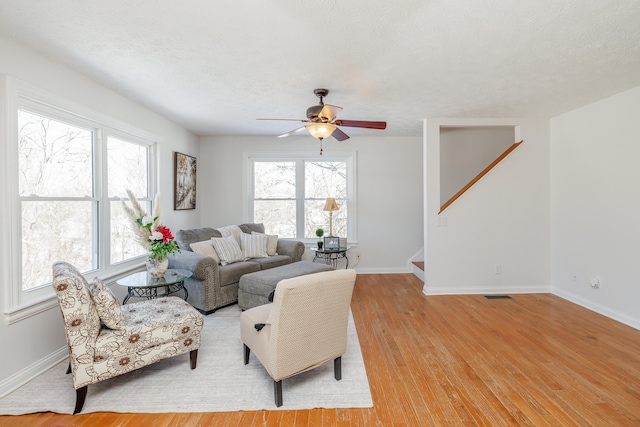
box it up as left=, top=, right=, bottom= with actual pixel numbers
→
left=306, top=123, right=336, bottom=140
left=323, top=197, right=339, bottom=211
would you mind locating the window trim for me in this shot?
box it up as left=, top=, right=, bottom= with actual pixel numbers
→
left=2, top=76, right=161, bottom=324
left=243, top=151, right=357, bottom=244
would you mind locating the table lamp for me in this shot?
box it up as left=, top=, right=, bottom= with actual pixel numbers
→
left=323, top=197, right=339, bottom=236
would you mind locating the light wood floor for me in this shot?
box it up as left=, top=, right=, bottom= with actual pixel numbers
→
left=2, top=274, right=640, bottom=426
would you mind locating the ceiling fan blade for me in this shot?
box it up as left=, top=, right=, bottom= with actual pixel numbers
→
left=333, top=119, right=387, bottom=130
left=257, top=118, right=310, bottom=122
left=277, top=126, right=307, bottom=138
left=318, top=104, right=342, bottom=122
left=332, top=127, right=350, bottom=141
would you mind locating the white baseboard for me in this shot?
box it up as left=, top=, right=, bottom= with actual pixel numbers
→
left=423, top=284, right=550, bottom=295
left=0, top=346, right=68, bottom=398
left=552, top=287, right=640, bottom=331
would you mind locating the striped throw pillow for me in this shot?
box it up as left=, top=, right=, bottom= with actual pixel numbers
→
left=211, top=236, right=246, bottom=266
left=241, top=233, right=269, bottom=259
left=252, top=231, right=278, bottom=256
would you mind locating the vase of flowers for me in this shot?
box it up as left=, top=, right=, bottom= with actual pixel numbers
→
left=122, top=190, right=180, bottom=278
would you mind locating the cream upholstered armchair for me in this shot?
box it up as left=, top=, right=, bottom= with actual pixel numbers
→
left=52, top=262, right=204, bottom=414
left=240, top=269, right=357, bottom=407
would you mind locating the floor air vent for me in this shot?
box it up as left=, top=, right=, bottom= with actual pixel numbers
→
left=484, top=295, right=513, bottom=300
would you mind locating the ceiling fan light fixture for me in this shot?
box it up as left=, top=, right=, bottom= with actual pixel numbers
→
left=306, top=123, right=336, bottom=140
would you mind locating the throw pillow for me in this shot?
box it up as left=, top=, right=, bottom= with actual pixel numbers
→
left=252, top=231, right=278, bottom=256
left=216, top=225, right=243, bottom=246
left=211, top=236, right=246, bottom=266
left=241, top=233, right=269, bottom=259
left=90, top=277, right=125, bottom=329
left=190, top=240, right=221, bottom=265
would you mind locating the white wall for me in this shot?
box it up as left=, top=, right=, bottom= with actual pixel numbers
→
left=199, top=135, right=424, bottom=273
left=550, top=85, right=640, bottom=329
left=0, top=36, right=200, bottom=393
left=440, top=126, right=515, bottom=205
left=424, top=118, right=550, bottom=294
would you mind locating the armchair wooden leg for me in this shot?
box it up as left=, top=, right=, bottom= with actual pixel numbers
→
left=66, top=362, right=72, bottom=375
left=274, top=380, right=283, bottom=407
left=244, top=344, right=250, bottom=365
left=190, top=349, right=198, bottom=369
left=334, top=356, right=342, bottom=381
left=73, top=386, right=87, bottom=414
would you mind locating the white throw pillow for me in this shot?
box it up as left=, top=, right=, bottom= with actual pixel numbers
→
left=90, top=277, right=125, bottom=329
left=252, top=231, right=278, bottom=256
left=216, top=225, right=243, bottom=246
left=241, top=233, right=269, bottom=259
left=190, top=240, right=221, bottom=265
left=211, top=236, right=246, bottom=266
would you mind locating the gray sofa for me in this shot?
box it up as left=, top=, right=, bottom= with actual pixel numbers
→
left=167, top=223, right=305, bottom=314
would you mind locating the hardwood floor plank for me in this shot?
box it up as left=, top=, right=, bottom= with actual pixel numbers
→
left=2, top=273, right=640, bottom=426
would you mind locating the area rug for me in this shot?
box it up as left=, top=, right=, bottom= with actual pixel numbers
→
left=0, top=306, right=372, bottom=414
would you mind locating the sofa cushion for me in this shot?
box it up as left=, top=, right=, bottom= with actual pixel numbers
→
left=241, top=233, right=269, bottom=259
left=252, top=231, right=278, bottom=256
left=175, top=227, right=222, bottom=251
left=216, top=225, right=243, bottom=246
left=250, top=255, right=292, bottom=270
left=211, top=236, right=246, bottom=266
left=218, top=261, right=261, bottom=287
left=190, top=240, right=221, bottom=265
left=239, top=223, right=266, bottom=234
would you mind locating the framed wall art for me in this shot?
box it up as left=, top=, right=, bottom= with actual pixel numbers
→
left=174, top=152, right=197, bottom=210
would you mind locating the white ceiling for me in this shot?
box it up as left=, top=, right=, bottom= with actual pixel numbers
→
left=1, top=0, right=639, bottom=138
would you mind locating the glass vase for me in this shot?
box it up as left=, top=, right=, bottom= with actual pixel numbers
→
left=146, top=256, right=169, bottom=279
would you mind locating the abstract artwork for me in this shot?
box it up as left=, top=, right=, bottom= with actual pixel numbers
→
left=174, top=152, right=197, bottom=210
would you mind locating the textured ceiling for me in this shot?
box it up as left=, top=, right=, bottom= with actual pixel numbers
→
left=1, top=0, right=639, bottom=137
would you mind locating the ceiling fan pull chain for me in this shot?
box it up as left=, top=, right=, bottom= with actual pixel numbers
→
left=320, top=139, right=323, bottom=155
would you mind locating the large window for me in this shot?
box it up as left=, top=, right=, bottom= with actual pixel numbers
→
left=247, top=154, right=355, bottom=241
left=6, top=80, right=158, bottom=319
left=17, top=109, right=155, bottom=292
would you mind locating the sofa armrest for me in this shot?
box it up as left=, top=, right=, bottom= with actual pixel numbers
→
left=168, top=250, right=218, bottom=280
left=276, top=239, right=305, bottom=263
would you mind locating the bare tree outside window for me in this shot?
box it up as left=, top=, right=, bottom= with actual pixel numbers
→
left=18, top=110, right=152, bottom=290
left=19, top=111, right=94, bottom=290
left=252, top=160, right=348, bottom=239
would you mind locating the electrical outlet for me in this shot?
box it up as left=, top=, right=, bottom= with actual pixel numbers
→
left=437, top=216, right=447, bottom=226
left=494, top=264, right=501, bottom=275
left=572, top=272, right=578, bottom=282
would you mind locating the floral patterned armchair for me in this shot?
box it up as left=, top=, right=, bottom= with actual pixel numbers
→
left=52, top=262, right=204, bottom=414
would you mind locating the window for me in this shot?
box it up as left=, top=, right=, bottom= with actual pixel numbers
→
left=247, top=153, right=356, bottom=241
left=5, top=78, right=158, bottom=320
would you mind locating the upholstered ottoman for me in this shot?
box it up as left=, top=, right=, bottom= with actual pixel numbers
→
left=238, top=261, right=334, bottom=310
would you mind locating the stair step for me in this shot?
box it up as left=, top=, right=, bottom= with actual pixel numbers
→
left=412, top=261, right=424, bottom=271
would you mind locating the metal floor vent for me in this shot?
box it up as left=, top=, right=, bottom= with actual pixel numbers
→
left=484, top=295, right=513, bottom=300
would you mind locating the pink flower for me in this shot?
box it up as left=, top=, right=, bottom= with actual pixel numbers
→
left=157, top=226, right=174, bottom=244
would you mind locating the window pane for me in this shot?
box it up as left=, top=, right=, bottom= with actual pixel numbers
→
left=110, top=201, right=147, bottom=263
left=18, top=110, right=93, bottom=197
left=108, top=137, right=148, bottom=198
left=305, top=161, right=347, bottom=199
left=304, top=199, right=348, bottom=238
left=254, top=200, right=296, bottom=237
left=254, top=162, right=296, bottom=199
left=21, top=201, right=94, bottom=290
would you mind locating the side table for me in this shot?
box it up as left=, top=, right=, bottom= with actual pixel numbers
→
left=116, top=268, right=192, bottom=304
left=310, top=247, right=350, bottom=269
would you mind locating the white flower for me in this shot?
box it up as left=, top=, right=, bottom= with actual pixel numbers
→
left=149, top=231, right=163, bottom=241
left=140, top=215, right=153, bottom=227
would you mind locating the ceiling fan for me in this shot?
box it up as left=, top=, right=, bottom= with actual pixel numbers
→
left=258, top=88, right=387, bottom=154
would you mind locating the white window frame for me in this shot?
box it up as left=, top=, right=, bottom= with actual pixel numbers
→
left=243, top=151, right=358, bottom=244
left=2, top=76, right=160, bottom=324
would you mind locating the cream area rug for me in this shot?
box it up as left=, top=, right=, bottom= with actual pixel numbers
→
left=0, top=306, right=372, bottom=414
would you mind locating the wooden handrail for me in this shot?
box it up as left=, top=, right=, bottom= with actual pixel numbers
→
left=439, top=140, right=523, bottom=214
